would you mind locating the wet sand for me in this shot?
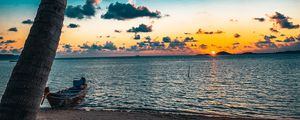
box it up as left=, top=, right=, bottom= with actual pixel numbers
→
left=37, top=109, right=268, bottom=120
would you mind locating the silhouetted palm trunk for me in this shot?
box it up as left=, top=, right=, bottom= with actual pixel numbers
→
left=0, top=0, right=66, bottom=119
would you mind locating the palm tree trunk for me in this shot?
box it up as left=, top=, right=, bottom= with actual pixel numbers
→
left=0, top=0, right=66, bottom=120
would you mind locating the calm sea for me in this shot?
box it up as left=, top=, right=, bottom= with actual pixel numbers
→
left=0, top=54, right=299, bottom=119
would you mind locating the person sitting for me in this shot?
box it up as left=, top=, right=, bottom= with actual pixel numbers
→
left=73, top=77, right=86, bottom=89
left=81, top=77, right=86, bottom=85
left=80, top=77, right=87, bottom=89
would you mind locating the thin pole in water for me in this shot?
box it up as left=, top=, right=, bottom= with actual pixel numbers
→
left=188, top=65, right=191, bottom=78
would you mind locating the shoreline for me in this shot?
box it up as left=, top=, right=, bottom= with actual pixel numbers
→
left=37, top=109, right=272, bottom=120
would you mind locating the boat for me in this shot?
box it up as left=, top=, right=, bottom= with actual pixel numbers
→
left=41, top=77, right=88, bottom=108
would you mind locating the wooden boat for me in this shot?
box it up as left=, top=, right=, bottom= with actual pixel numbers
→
left=41, top=77, right=88, bottom=108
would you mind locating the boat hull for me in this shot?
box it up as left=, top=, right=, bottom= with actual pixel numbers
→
left=46, top=86, right=87, bottom=108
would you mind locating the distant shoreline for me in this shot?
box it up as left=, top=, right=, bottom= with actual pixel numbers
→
left=56, top=50, right=300, bottom=59
left=1, top=50, right=300, bottom=60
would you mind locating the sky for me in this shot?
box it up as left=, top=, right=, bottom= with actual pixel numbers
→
left=0, top=0, right=300, bottom=57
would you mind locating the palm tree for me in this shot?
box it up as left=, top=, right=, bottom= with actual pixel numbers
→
left=0, top=0, right=67, bottom=119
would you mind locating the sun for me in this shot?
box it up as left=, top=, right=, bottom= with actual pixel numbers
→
left=211, top=51, right=216, bottom=56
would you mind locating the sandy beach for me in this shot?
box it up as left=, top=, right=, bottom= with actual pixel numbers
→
left=37, top=109, right=268, bottom=120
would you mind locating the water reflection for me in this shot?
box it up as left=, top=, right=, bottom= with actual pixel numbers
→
left=200, top=58, right=228, bottom=116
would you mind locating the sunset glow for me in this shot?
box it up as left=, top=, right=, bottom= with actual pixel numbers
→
left=0, top=1, right=300, bottom=119
left=211, top=51, right=216, bottom=56
left=0, top=0, right=299, bottom=57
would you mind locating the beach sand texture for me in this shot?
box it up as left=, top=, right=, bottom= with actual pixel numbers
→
left=37, top=109, right=266, bottom=120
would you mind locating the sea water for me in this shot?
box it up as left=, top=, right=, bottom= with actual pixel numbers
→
left=0, top=54, right=299, bottom=119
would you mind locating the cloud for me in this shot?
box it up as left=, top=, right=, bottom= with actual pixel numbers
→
left=275, top=35, right=299, bottom=43
left=232, top=42, right=240, bottom=49
left=169, top=40, right=186, bottom=48
left=65, top=0, right=99, bottom=19
left=164, top=14, right=170, bottom=17
left=277, top=42, right=300, bottom=51
left=265, top=35, right=277, bottom=39
left=77, top=41, right=117, bottom=51
left=215, top=30, right=224, bottom=34
left=270, top=28, right=279, bottom=33
left=128, top=45, right=138, bottom=51
left=8, top=27, right=18, bottom=32
left=129, top=36, right=190, bottom=51
left=133, top=34, right=141, bottom=40
left=0, top=40, right=16, bottom=45
left=0, top=48, right=22, bottom=54
left=255, top=36, right=277, bottom=49
left=269, top=12, right=299, bottom=29
left=199, top=44, right=208, bottom=49
left=62, top=44, right=73, bottom=53
left=244, top=45, right=253, bottom=49
left=196, top=29, right=224, bottom=35
left=162, top=36, right=171, bottom=43
left=63, top=44, right=72, bottom=49
left=9, top=48, right=22, bottom=54
left=79, top=43, right=102, bottom=51
left=145, top=36, right=151, bottom=41
left=101, top=2, right=161, bottom=20
left=255, top=41, right=277, bottom=49
left=233, top=42, right=240, bottom=46
left=127, top=24, right=152, bottom=33
left=114, top=30, right=122, bottom=33
left=183, top=37, right=197, bottom=42
left=102, top=41, right=117, bottom=50
left=276, top=40, right=283, bottom=42
left=283, top=37, right=296, bottom=43
left=150, top=41, right=165, bottom=49
left=254, top=18, right=265, bottom=22
left=22, top=19, right=34, bottom=24
left=234, top=33, right=241, bottom=38
left=230, top=19, right=238, bottom=22
left=67, top=23, right=80, bottom=28
left=137, top=42, right=147, bottom=48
